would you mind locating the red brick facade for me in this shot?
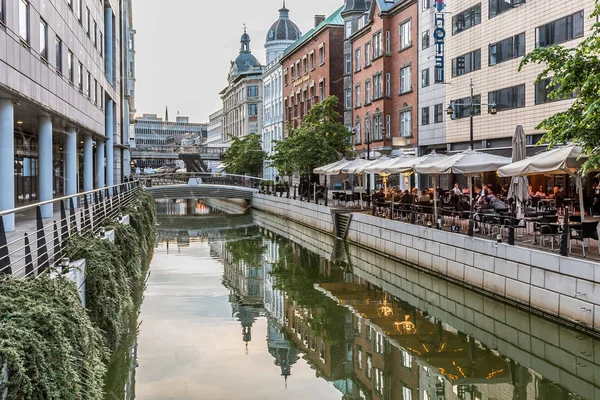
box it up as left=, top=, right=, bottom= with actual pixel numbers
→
left=282, top=26, right=344, bottom=136
left=350, top=0, right=418, bottom=156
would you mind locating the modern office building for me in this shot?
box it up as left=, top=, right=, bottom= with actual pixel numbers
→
left=0, top=0, right=132, bottom=230
left=220, top=28, right=264, bottom=143
left=282, top=7, right=345, bottom=134
left=206, top=109, right=224, bottom=145
left=348, top=0, right=419, bottom=160
left=262, top=4, right=301, bottom=181
left=443, top=0, right=594, bottom=156
left=131, top=114, right=207, bottom=168
left=122, top=0, right=136, bottom=178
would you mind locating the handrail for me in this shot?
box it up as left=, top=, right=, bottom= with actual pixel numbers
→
left=0, top=180, right=140, bottom=217
left=138, top=172, right=262, bottom=181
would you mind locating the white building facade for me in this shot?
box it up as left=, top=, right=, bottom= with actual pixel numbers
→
left=0, top=0, right=132, bottom=231
left=262, top=4, right=301, bottom=181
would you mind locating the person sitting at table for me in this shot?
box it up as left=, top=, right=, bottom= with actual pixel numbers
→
left=453, top=183, right=461, bottom=196
left=501, top=185, right=509, bottom=198
left=401, top=190, right=413, bottom=204
left=534, top=186, right=547, bottom=198
left=411, top=187, right=419, bottom=200
left=528, top=185, right=535, bottom=198
left=475, top=184, right=487, bottom=206
left=420, top=190, right=431, bottom=202
left=374, top=188, right=386, bottom=201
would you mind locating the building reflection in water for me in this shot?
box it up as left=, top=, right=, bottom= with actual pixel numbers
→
left=209, top=225, right=584, bottom=400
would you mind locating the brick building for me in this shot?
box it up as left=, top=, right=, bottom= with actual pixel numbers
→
left=348, top=0, right=419, bottom=158
left=281, top=7, right=345, bottom=136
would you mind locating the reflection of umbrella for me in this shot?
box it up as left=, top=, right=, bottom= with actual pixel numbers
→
left=508, top=125, right=530, bottom=211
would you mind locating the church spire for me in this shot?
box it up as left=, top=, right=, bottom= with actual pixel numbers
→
left=165, top=106, right=169, bottom=122
left=240, top=25, right=251, bottom=53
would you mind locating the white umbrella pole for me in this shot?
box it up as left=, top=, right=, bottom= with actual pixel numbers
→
left=577, top=175, right=585, bottom=223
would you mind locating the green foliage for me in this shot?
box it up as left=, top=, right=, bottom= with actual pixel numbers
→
left=519, top=1, right=600, bottom=173
left=222, top=133, right=266, bottom=176
left=0, top=278, right=107, bottom=399
left=270, top=96, right=352, bottom=177
left=223, top=227, right=266, bottom=267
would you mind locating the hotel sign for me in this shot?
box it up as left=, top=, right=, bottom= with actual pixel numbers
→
left=434, top=0, right=446, bottom=82
left=293, top=75, right=311, bottom=87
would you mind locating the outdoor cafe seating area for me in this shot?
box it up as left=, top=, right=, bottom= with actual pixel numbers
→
left=312, top=141, right=600, bottom=260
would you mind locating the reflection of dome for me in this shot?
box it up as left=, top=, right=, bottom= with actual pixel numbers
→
left=266, top=2, right=302, bottom=43
left=267, top=322, right=299, bottom=385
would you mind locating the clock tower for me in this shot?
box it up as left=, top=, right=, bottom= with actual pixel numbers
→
left=264, top=1, right=302, bottom=64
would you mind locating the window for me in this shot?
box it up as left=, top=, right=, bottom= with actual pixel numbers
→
left=55, top=37, right=62, bottom=72
left=434, top=103, right=443, bottom=123
left=402, top=387, right=413, bottom=400
left=375, top=332, right=384, bottom=353
left=400, top=110, right=412, bottom=137
left=248, top=104, right=258, bottom=115
left=99, top=32, right=103, bottom=56
left=319, top=80, right=325, bottom=101
left=94, top=79, right=98, bottom=103
left=77, top=0, right=82, bottom=21
left=40, top=20, right=48, bottom=59
left=490, top=0, right=525, bottom=18
left=365, top=81, right=371, bottom=104
left=355, top=118, right=361, bottom=143
left=296, top=61, right=300, bottom=76
left=309, top=52, right=315, bottom=69
left=386, top=115, right=391, bottom=138
left=536, top=11, right=584, bottom=48
left=345, top=55, right=351, bottom=75
left=452, top=4, right=481, bottom=35
left=248, top=85, right=258, bottom=97
left=373, top=31, right=382, bottom=58
left=345, top=20, right=352, bottom=39
left=365, top=43, right=371, bottom=66
left=303, top=57, right=308, bottom=74
left=355, top=85, right=361, bottom=107
left=489, top=84, right=525, bottom=112
left=86, top=71, right=91, bottom=98
left=400, top=66, right=411, bottom=93
left=385, top=72, right=391, bottom=96
left=19, top=0, right=29, bottom=43
left=490, top=33, right=525, bottom=65
left=373, top=114, right=382, bottom=140
left=319, top=45, right=325, bottom=64
left=421, top=69, right=430, bottom=88
left=422, top=0, right=431, bottom=10
left=402, top=350, right=413, bottom=368
left=345, top=89, right=352, bottom=109
left=452, top=49, right=481, bottom=77
left=534, top=77, right=577, bottom=104
left=422, top=30, right=430, bottom=49
left=68, top=50, right=74, bottom=82
left=422, top=107, right=430, bottom=125
left=386, top=30, right=391, bottom=54
left=373, top=73, right=383, bottom=99
left=86, top=7, right=90, bottom=35
left=78, top=62, right=83, bottom=91
left=93, top=21, right=97, bottom=47
left=399, top=19, right=412, bottom=50
left=374, top=369, right=384, bottom=395
left=452, top=95, right=481, bottom=118
left=365, top=117, right=371, bottom=142
left=284, top=69, right=288, bottom=85
left=0, top=0, right=4, bottom=23
left=290, top=65, right=295, bottom=79
left=356, top=345, right=363, bottom=369
left=355, top=49, right=361, bottom=71
left=366, top=354, right=372, bottom=379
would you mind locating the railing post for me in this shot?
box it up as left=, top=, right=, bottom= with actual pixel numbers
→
left=325, top=187, right=328, bottom=207
left=24, top=232, right=33, bottom=276
left=36, top=206, right=49, bottom=275
left=60, top=200, right=68, bottom=245
left=53, top=221, right=60, bottom=264
left=69, top=197, right=78, bottom=234
left=84, top=194, right=91, bottom=233
left=293, top=185, right=297, bottom=200
left=0, top=217, right=11, bottom=275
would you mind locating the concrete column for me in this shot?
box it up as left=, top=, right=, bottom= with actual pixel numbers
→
left=38, top=117, right=53, bottom=218
left=83, top=133, right=93, bottom=192
left=0, top=99, right=15, bottom=231
left=96, top=140, right=105, bottom=189
left=65, top=127, right=77, bottom=196
left=123, top=147, right=131, bottom=178
left=104, top=7, right=114, bottom=84
left=105, top=98, right=114, bottom=189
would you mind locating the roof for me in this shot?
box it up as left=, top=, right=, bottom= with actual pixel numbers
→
left=266, top=6, right=302, bottom=43
left=282, top=6, right=344, bottom=58
left=374, top=0, right=399, bottom=12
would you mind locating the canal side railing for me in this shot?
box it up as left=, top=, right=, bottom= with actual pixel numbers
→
left=139, top=172, right=262, bottom=189
left=0, top=181, right=142, bottom=279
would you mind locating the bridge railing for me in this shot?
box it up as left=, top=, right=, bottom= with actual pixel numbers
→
left=140, top=173, right=262, bottom=189
left=0, top=181, right=142, bottom=279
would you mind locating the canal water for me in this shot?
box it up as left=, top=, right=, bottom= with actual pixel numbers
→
left=128, top=200, right=600, bottom=400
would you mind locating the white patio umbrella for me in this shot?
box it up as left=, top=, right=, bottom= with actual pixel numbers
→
left=498, top=145, right=588, bottom=221
left=313, top=159, right=352, bottom=175
left=508, top=125, right=530, bottom=214
left=339, top=158, right=377, bottom=206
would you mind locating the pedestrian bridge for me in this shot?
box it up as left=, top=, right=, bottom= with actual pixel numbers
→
left=143, top=173, right=260, bottom=201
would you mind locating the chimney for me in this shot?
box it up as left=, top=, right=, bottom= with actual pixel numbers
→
left=314, top=15, right=326, bottom=27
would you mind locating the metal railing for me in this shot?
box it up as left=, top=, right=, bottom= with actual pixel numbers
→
left=0, top=181, right=143, bottom=279
left=140, top=172, right=262, bottom=189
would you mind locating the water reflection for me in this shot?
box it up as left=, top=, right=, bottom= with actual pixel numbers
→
left=134, top=206, right=599, bottom=400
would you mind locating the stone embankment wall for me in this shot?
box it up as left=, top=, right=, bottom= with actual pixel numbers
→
left=203, top=198, right=250, bottom=215
left=251, top=193, right=600, bottom=333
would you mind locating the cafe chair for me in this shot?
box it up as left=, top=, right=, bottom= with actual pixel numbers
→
left=570, top=221, right=599, bottom=257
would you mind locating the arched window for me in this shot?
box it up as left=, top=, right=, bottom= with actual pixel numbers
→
left=354, top=117, right=361, bottom=144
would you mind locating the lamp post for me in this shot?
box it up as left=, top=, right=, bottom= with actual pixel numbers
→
left=446, top=79, right=498, bottom=236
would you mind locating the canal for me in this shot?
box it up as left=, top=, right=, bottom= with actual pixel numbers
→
left=128, top=200, right=600, bottom=400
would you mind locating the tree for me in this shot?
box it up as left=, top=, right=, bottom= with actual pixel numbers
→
left=269, top=96, right=352, bottom=180
left=222, top=133, right=266, bottom=177
left=519, top=1, right=600, bottom=173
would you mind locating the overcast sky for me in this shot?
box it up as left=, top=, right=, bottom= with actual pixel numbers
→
left=132, top=0, right=343, bottom=123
